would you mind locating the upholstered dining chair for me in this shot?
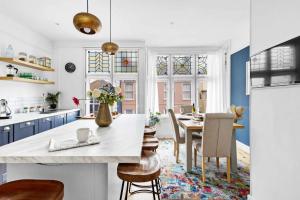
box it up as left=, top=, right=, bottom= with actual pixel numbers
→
left=193, top=113, right=234, bottom=183
left=168, top=109, right=201, bottom=163
left=180, top=105, right=193, bottom=114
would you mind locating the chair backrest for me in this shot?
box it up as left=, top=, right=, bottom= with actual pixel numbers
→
left=168, top=109, right=180, bottom=142
left=180, top=105, right=193, bottom=114
left=202, top=113, right=234, bottom=157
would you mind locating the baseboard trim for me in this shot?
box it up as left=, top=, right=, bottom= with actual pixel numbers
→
left=236, top=140, right=250, bottom=153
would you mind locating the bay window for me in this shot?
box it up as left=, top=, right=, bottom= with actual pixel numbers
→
left=155, top=54, right=207, bottom=114
left=86, top=49, right=139, bottom=115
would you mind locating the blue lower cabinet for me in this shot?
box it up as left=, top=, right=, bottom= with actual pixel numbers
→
left=54, top=114, right=66, bottom=128
left=13, top=120, right=38, bottom=141
left=38, top=117, right=54, bottom=133
left=66, top=111, right=80, bottom=123
left=0, top=125, right=13, bottom=146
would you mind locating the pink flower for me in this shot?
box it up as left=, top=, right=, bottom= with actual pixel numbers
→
left=72, top=97, right=80, bottom=106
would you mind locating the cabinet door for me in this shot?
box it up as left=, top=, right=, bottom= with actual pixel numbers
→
left=38, top=117, right=53, bottom=133
left=14, top=120, right=38, bottom=141
left=54, top=114, right=66, bottom=128
left=66, top=111, right=80, bottom=123
left=0, top=125, right=12, bottom=146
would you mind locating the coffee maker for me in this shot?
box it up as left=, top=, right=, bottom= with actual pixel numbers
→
left=0, top=99, right=12, bottom=119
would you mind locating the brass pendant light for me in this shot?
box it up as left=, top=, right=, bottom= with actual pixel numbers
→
left=101, top=0, right=119, bottom=55
left=73, top=0, right=102, bottom=35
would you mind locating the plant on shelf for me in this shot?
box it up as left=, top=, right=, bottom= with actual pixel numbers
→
left=149, top=112, right=161, bottom=127
left=46, top=92, right=61, bottom=109
left=87, top=83, right=123, bottom=127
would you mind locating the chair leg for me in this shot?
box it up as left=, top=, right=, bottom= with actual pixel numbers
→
left=119, top=181, right=125, bottom=200
left=202, top=157, right=206, bottom=183
left=151, top=180, right=156, bottom=200
left=207, top=157, right=210, bottom=162
left=216, top=157, right=219, bottom=168
left=176, top=143, right=179, bottom=163
left=194, top=148, right=197, bottom=167
left=227, top=157, right=231, bottom=183
left=155, top=179, right=161, bottom=200
left=125, top=181, right=129, bottom=200
left=173, top=140, right=177, bottom=156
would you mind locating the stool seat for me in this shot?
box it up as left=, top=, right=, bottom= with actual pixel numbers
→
left=0, top=179, right=64, bottom=200
left=144, top=127, right=156, bottom=136
left=143, top=136, right=159, bottom=143
left=117, top=151, right=160, bottom=183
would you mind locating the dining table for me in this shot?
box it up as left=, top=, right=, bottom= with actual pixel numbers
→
left=176, top=114, right=244, bottom=173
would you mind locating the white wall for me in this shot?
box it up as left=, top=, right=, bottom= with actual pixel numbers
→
left=0, top=13, right=56, bottom=112
left=250, top=0, right=300, bottom=199
left=53, top=41, right=146, bottom=115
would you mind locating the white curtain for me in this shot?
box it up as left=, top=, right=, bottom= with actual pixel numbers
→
left=145, top=50, right=159, bottom=117
left=206, top=50, right=230, bottom=113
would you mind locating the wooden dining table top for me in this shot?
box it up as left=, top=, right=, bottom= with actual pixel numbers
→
left=176, top=114, right=244, bottom=130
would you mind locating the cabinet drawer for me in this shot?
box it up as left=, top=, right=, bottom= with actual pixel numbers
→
left=38, top=117, right=53, bottom=133
left=54, top=114, right=66, bottom=128
left=14, top=120, right=38, bottom=141
left=66, top=111, right=79, bottom=123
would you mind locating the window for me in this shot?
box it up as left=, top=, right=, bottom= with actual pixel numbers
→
left=156, top=54, right=208, bottom=114
left=124, top=81, right=134, bottom=100
left=182, top=82, right=191, bottom=100
left=86, top=49, right=139, bottom=115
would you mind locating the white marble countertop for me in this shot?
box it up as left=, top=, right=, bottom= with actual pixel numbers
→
left=0, top=108, right=80, bottom=127
left=0, top=114, right=145, bottom=164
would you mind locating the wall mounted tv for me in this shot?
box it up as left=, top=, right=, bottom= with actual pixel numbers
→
left=250, top=36, right=300, bottom=88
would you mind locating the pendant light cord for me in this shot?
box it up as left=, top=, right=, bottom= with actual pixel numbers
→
left=87, top=0, right=89, bottom=13
left=110, top=0, right=112, bottom=43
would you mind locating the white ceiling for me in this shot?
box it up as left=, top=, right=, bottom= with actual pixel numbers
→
left=0, top=0, right=250, bottom=46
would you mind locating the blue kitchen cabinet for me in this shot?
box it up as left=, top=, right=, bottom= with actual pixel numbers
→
left=0, top=125, right=13, bottom=146
left=38, top=117, right=54, bottom=133
left=66, top=111, right=80, bottom=123
left=13, top=120, right=38, bottom=141
left=54, top=114, right=66, bottom=128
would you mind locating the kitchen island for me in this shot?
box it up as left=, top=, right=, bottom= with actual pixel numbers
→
left=0, top=114, right=145, bottom=200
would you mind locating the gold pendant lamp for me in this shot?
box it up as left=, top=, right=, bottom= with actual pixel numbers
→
left=101, top=0, right=119, bottom=55
left=73, top=0, right=102, bottom=35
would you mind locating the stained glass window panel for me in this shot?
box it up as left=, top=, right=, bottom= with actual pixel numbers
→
left=114, top=51, right=138, bottom=73
left=88, top=51, right=110, bottom=73
left=156, top=56, right=168, bottom=76
left=197, top=55, right=208, bottom=75
left=173, top=56, right=192, bottom=75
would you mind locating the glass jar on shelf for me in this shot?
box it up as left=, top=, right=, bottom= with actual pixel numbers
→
left=18, top=52, right=27, bottom=61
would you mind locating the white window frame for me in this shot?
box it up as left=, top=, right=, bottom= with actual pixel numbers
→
left=181, top=82, right=192, bottom=100
left=155, top=52, right=208, bottom=115
left=85, top=48, right=139, bottom=115
left=124, top=81, right=134, bottom=100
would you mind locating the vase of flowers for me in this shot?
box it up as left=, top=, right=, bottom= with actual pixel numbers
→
left=230, top=105, right=245, bottom=123
left=87, top=83, right=123, bottom=127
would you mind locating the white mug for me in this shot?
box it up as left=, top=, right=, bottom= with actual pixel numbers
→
left=76, top=128, right=92, bottom=143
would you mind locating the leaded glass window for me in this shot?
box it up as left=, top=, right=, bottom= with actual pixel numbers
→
left=156, top=56, right=168, bottom=76
left=114, top=51, right=138, bottom=73
left=173, top=56, right=192, bottom=75
left=88, top=51, right=110, bottom=73
left=197, top=55, right=208, bottom=75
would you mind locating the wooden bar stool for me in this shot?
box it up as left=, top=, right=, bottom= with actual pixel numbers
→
left=117, top=151, right=161, bottom=200
left=0, top=179, right=64, bottom=200
left=144, top=126, right=156, bottom=136
left=143, top=135, right=159, bottom=152
left=143, top=135, right=159, bottom=143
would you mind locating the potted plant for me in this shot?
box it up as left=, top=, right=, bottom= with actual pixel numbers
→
left=46, top=92, right=61, bottom=110
left=149, top=112, right=161, bottom=127
left=87, top=83, right=123, bottom=127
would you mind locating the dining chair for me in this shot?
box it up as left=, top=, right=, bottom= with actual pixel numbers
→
left=180, top=105, right=193, bottom=114
left=193, top=113, right=234, bottom=183
left=168, top=109, right=201, bottom=163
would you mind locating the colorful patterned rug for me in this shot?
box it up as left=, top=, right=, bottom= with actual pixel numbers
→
left=157, top=140, right=250, bottom=200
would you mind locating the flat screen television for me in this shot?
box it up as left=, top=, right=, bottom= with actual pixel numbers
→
left=250, top=36, right=300, bottom=88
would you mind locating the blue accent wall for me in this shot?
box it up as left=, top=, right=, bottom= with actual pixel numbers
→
left=231, top=46, right=250, bottom=146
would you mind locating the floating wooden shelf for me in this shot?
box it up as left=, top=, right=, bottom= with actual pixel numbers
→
left=0, top=77, right=55, bottom=84
left=0, top=57, right=54, bottom=72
